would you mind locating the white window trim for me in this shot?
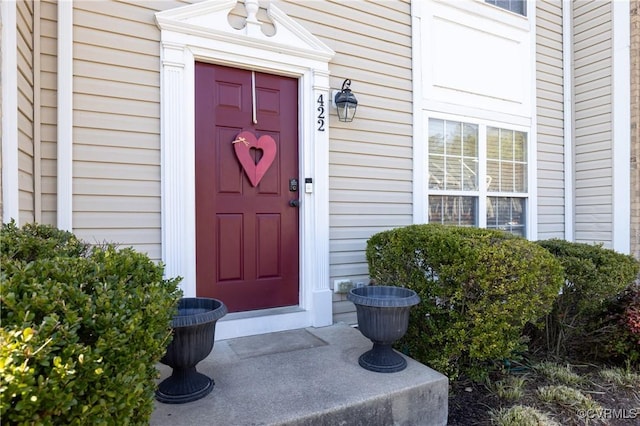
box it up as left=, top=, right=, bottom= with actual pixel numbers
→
left=412, top=0, right=537, bottom=239
left=57, top=0, right=73, bottom=231
left=2, top=0, right=72, bottom=227
left=611, top=0, right=631, bottom=254
left=155, top=0, right=335, bottom=339
left=423, top=111, right=535, bottom=239
left=562, top=0, right=574, bottom=242
left=1, top=0, right=19, bottom=224
left=411, top=0, right=425, bottom=223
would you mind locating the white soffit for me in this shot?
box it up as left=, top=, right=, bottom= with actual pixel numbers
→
left=155, top=0, right=334, bottom=62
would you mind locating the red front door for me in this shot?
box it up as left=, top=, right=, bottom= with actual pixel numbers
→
left=195, top=62, right=299, bottom=312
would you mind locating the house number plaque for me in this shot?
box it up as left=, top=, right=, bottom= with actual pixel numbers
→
left=316, top=94, right=326, bottom=132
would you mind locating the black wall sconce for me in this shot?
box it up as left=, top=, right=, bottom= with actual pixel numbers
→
left=334, top=79, right=358, bottom=122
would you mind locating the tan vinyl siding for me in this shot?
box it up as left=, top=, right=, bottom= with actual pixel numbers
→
left=536, top=0, right=565, bottom=239
left=17, top=0, right=35, bottom=224
left=72, top=0, right=411, bottom=321
left=278, top=0, right=413, bottom=324
left=40, top=0, right=57, bottom=226
left=632, top=0, right=639, bottom=259
left=70, top=1, right=185, bottom=260
left=572, top=0, right=613, bottom=247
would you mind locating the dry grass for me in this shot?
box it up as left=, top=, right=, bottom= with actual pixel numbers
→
left=486, top=375, right=528, bottom=401
left=536, top=384, right=602, bottom=414
left=598, top=366, right=640, bottom=389
left=533, top=362, right=584, bottom=386
left=489, top=405, right=561, bottom=426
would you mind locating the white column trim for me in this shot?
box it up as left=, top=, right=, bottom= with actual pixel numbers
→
left=34, top=0, right=42, bottom=223
left=562, top=0, right=574, bottom=242
left=527, top=0, right=538, bottom=240
left=411, top=0, right=426, bottom=223
left=159, top=42, right=194, bottom=296
left=310, top=70, right=332, bottom=327
left=57, top=0, right=73, bottom=231
left=1, top=0, right=19, bottom=223
left=612, top=0, right=631, bottom=254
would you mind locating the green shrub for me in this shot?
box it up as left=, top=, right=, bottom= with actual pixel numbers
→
left=1, top=222, right=182, bottom=425
left=366, top=224, right=564, bottom=380
left=535, top=239, right=639, bottom=360
left=1, top=221, right=90, bottom=261
left=591, top=283, right=640, bottom=365
left=620, top=285, right=640, bottom=357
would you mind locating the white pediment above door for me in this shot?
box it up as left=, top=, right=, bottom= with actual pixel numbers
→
left=155, top=0, right=334, bottom=62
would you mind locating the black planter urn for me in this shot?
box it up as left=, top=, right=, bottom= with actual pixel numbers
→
left=347, top=285, right=420, bottom=373
left=156, top=297, right=228, bottom=404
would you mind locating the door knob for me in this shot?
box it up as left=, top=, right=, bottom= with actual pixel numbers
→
left=289, top=199, right=300, bottom=207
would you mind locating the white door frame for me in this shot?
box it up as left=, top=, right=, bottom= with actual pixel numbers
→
left=155, top=0, right=335, bottom=339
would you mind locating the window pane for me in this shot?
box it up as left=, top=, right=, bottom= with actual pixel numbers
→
left=487, top=160, right=499, bottom=191
left=500, top=129, right=514, bottom=160
left=487, top=127, right=500, bottom=159
left=445, top=157, right=462, bottom=191
left=486, top=197, right=526, bottom=236
left=429, top=119, right=479, bottom=192
left=429, top=195, right=443, bottom=223
left=501, top=162, right=514, bottom=192
left=446, top=121, right=462, bottom=156
left=463, top=124, right=478, bottom=157
left=462, top=158, right=478, bottom=191
left=443, top=198, right=457, bottom=225
left=460, top=197, right=477, bottom=225
left=429, top=119, right=445, bottom=155
left=429, top=195, right=477, bottom=226
left=514, top=163, right=527, bottom=192
left=514, top=131, right=527, bottom=161
left=428, top=120, right=527, bottom=237
left=486, top=0, right=527, bottom=16
left=429, top=155, right=444, bottom=190
left=488, top=126, right=528, bottom=195
left=486, top=197, right=497, bottom=227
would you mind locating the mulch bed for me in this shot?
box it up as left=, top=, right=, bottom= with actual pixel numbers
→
left=447, top=363, right=639, bottom=425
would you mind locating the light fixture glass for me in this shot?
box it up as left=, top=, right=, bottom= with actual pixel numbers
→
left=334, top=79, right=358, bottom=122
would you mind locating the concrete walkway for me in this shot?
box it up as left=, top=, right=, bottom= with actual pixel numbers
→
left=151, top=323, right=448, bottom=426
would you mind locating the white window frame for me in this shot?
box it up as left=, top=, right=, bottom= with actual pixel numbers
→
left=484, top=0, right=527, bottom=17
left=424, top=111, right=533, bottom=238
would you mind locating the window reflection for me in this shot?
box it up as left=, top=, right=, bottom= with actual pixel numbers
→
left=486, top=197, right=526, bottom=236
left=428, top=118, right=528, bottom=238
left=486, top=127, right=527, bottom=193
left=485, top=0, right=526, bottom=16
left=429, top=196, right=477, bottom=226
left=429, top=119, right=479, bottom=191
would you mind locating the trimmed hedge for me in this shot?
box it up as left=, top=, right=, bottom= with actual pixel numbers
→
left=366, top=224, right=564, bottom=380
left=1, top=222, right=182, bottom=425
left=535, top=239, right=639, bottom=361
left=602, top=284, right=640, bottom=365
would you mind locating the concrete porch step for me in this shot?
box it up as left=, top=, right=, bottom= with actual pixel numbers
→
left=151, top=323, right=448, bottom=426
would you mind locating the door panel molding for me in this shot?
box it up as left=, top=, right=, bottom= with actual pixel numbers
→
left=195, top=64, right=299, bottom=312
